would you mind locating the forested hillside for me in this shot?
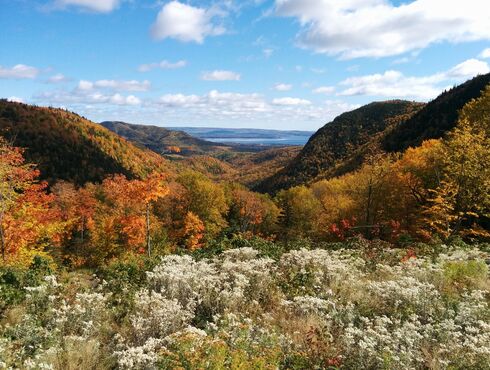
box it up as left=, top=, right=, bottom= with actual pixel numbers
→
left=0, top=101, right=170, bottom=185
left=258, top=74, right=490, bottom=193
left=383, top=73, right=490, bottom=151
left=257, top=100, right=423, bottom=192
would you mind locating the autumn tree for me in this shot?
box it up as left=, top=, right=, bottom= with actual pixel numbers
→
left=275, top=185, right=324, bottom=241
left=182, top=211, right=205, bottom=251
left=425, top=87, right=490, bottom=238
left=389, top=139, right=445, bottom=237
left=97, top=174, right=168, bottom=258
left=52, top=182, right=97, bottom=265
left=130, top=173, right=169, bottom=256
left=0, top=138, right=61, bottom=265
left=175, top=171, right=229, bottom=238
left=226, top=184, right=279, bottom=237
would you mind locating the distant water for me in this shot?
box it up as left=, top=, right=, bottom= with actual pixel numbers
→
left=169, top=127, right=313, bottom=146
left=205, top=136, right=310, bottom=145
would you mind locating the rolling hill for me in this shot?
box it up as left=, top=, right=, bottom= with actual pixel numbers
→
left=0, top=101, right=171, bottom=185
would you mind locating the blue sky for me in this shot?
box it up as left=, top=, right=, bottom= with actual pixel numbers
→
left=1, top=0, right=490, bottom=130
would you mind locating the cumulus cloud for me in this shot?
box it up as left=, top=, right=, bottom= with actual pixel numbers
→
left=35, top=84, right=357, bottom=129
left=152, top=90, right=353, bottom=128
left=151, top=1, right=225, bottom=43
left=272, top=97, right=311, bottom=106
left=339, top=58, right=489, bottom=100
left=138, top=60, right=187, bottom=72
left=77, top=79, right=151, bottom=92
left=446, top=58, right=490, bottom=78
left=54, top=0, right=120, bottom=13
left=274, top=83, right=292, bottom=91
left=201, top=70, right=241, bottom=81
left=313, top=86, right=335, bottom=94
left=0, top=64, right=39, bottom=79
left=480, top=48, right=490, bottom=59
left=275, top=0, right=490, bottom=59
left=158, top=93, right=201, bottom=107
left=37, top=89, right=141, bottom=106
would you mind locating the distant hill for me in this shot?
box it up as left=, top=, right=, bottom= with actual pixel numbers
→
left=0, top=101, right=171, bottom=185
left=100, top=121, right=229, bottom=156
left=383, top=73, right=490, bottom=151
left=256, top=100, right=423, bottom=193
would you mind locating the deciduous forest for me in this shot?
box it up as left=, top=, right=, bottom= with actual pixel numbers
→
left=0, top=74, right=489, bottom=368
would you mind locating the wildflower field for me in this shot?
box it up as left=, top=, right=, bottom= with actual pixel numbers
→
left=1, top=237, right=489, bottom=369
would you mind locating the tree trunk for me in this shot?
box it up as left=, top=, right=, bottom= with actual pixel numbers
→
left=0, top=223, right=6, bottom=262
left=365, top=183, right=373, bottom=239
left=146, top=203, right=151, bottom=257
left=81, top=217, right=85, bottom=244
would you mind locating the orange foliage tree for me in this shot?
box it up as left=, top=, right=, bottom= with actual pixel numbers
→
left=182, top=211, right=205, bottom=251
left=227, top=185, right=279, bottom=237
left=0, top=138, right=62, bottom=265
left=98, top=173, right=169, bottom=258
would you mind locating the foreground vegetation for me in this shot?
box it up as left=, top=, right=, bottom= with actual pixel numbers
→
left=1, top=237, right=489, bottom=369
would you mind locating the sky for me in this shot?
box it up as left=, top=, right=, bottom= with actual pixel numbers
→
left=1, top=0, right=490, bottom=130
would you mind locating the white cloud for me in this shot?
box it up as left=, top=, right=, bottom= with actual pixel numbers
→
left=272, top=97, right=311, bottom=106
left=275, top=0, right=490, bottom=59
left=479, top=48, right=490, bottom=59
left=313, top=86, right=335, bottom=94
left=0, top=64, right=39, bottom=79
left=78, top=80, right=94, bottom=91
left=339, top=58, right=490, bottom=100
left=77, top=79, right=151, bottom=91
left=446, top=58, right=489, bottom=78
left=36, top=86, right=358, bottom=130
left=274, top=83, right=292, bottom=91
left=7, top=96, right=24, bottom=103
left=37, top=89, right=141, bottom=106
left=110, top=94, right=141, bottom=106
left=55, top=0, right=120, bottom=13
left=158, top=93, right=201, bottom=107
left=201, top=70, right=241, bottom=81
left=48, top=73, right=68, bottom=83
left=151, top=1, right=225, bottom=43
left=151, top=90, right=353, bottom=128
left=138, top=60, right=187, bottom=72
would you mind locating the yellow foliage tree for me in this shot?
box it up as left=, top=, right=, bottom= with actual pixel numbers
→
left=425, top=86, right=490, bottom=238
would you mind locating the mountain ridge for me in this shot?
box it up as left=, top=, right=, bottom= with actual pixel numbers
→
left=0, top=101, right=171, bottom=185
left=256, top=73, right=490, bottom=193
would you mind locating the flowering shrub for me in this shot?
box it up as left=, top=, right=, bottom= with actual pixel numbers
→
left=1, top=242, right=489, bottom=369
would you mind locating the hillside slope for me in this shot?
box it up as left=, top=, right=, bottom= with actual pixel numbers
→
left=256, top=100, right=423, bottom=193
left=257, top=74, right=490, bottom=194
left=383, top=73, right=490, bottom=151
left=0, top=101, right=170, bottom=185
